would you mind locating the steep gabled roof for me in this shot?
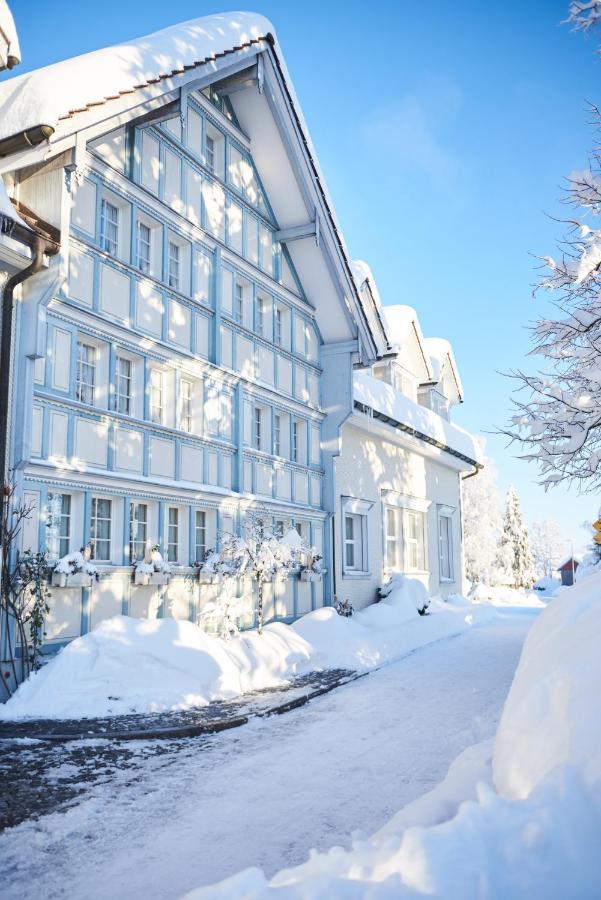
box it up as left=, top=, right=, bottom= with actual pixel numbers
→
left=0, top=13, right=271, bottom=139
left=423, top=336, right=464, bottom=401
left=0, top=11, right=389, bottom=362
left=382, top=304, right=432, bottom=382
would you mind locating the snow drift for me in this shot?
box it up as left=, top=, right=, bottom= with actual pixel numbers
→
left=0, top=578, right=484, bottom=721
left=188, top=573, right=601, bottom=898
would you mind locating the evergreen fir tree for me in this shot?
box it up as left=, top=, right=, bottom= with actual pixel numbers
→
left=495, top=486, right=536, bottom=588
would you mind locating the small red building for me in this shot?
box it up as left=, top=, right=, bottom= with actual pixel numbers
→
left=557, top=557, right=579, bottom=587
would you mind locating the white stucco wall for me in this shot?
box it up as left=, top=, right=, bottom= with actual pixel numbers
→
left=333, top=419, right=465, bottom=611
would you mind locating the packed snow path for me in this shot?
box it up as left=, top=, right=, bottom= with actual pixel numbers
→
left=0, top=610, right=536, bottom=899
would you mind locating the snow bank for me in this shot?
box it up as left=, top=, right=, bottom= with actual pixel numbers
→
left=188, top=575, right=601, bottom=899
left=0, top=579, right=486, bottom=721
left=493, top=572, right=601, bottom=799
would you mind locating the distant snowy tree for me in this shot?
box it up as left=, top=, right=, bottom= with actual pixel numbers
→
left=504, top=8, right=601, bottom=490
left=462, top=455, right=503, bottom=585
left=529, top=520, right=565, bottom=578
left=495, top=486, right=536, bottom=588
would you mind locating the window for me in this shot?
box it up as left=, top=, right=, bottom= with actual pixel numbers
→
left=406, top=510, right=426, bottom=571
left=195, top=510, right=207, bottom=563
left=274, top=306, right=283, bottom=346
left=256, top=296, right=265, bottom=336
left=47, top=493, right=71, bottom=559
left=167, top=507, right=179, bottom=563
left=180, top=379, right=193, bottom=433
left=136, top=221, right=151, bottom=273
left=439, top=513, right=453, bottom=581
left=150, top=369, right=163, bottom=424
left=344, top=514, right=362, bottom=570
left=254, top=406, right=262, bottom=450
left=115, top=356, right=132, bottom=415
left=235, top=282, right=244, bottom=324
left=385, top=507, right=402, bottom=571
left=274, top=414, right=281, bottom=456
left=274, top=519, right=285, bottom=538
left=129, top=502, right=148, bottom=563
left=168, top=241, right=180, bottom=291
left=90, top=497, right=111, bottom=561
left=292, top=420, right=299, bottom=463
left=205, top=134, right=215, bottom=173
left=76, top=341, right=96, bottom=405
left=100, top=199, right=119, bottom=256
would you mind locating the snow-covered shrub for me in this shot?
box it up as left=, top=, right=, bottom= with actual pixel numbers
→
left=133, top=544, right=172, bottom=584
left=334, top=597, right=353, bottom=617
left=380, top=572, right=430, bottom=615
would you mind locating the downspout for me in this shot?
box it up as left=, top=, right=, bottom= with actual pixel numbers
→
left=0, top=234, right=53, bottom=538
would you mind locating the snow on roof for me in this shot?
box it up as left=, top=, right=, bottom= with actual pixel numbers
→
left=0, top=12, right=273, bottom=140
left=423, top=336, right=464, bottom=400
left=381, top=305, right=433, bottom=381
left=0, top=173, right=31, bottom=231
left=354, top=370, right=482, bottom=465
left=351, top=260, right=383, bottom=309
left=0, top=0, right=20, bottom=70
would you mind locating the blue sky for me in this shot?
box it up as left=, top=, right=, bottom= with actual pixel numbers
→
left=7, top=0, right=600, bottom=553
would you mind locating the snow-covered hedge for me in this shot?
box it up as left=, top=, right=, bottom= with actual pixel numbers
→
left=0, top=577, right=483, bottom=721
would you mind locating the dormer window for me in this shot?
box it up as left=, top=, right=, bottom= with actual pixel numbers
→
left=100, top=199, right=119, bottom=256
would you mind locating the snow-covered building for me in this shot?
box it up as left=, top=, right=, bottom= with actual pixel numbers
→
left=334, top=265, right=481, bottom=609
left=0, top=13, right=390, bottom=652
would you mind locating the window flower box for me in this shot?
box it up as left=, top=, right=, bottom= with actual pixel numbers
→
left=300, top=568, right=322, bottom=582
left=52, top=571, right=94, bottom=588
left=133, top=545, right=172, bottom=586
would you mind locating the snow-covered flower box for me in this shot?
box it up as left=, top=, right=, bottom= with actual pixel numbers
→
left=52, top=571, right=94, bottom=588
left=51, top=549, right=98, bottom=588
left=300, top=569, right=322, bottom=582
left=133, top=546, right=172, bottom=586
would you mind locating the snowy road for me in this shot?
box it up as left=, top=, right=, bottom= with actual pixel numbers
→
left=0, top=610, right=536, bottom=899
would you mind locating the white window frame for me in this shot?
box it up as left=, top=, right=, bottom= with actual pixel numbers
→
left=180, top=378, right=193, bottom=433
left=405, top=509, right=426, bottom=572
left=384, top=506, right=403, bottom=571
left=47, top=493, right=71, bottom=559
left=115, top=355, right=132, bottom=415
left=100, top=199, right=119, bottom=256
left=168, top=240, right=180, bottom=291
left=205, top=133, right=215, bottom=173
left=129, top=502, right=148, bottom=563
left=274, top=413, right=281, bottom=457
left=438, top=506, right=455, bottom=582
left=150, top=368, right=164, bottom=424
left=90, top=497, right=112, bottom=562
left=256, top=295, right=265, bottom=336
left=274, top=306, right=283, bottom=347
left=292, top=419, right=299, bottom=463
left=76, top=341, right=96, bottom=405
left=254, top=405, right=262, bottom=450
left=194, top=509, right=207, bottom=564
left=136, top=220, right=151, bottom=273
left=341, top=497, right=373, bottom=577
left=235, top=282, right=244, bottom=325
left=167, top=507, right=179, bottom=563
